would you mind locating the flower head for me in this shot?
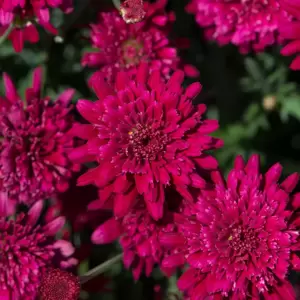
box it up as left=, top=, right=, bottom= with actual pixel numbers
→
left=186, top=0, right=291, bottom=53
left=0, top=0, right=73, bottom=52
left=0, top=68, right=80, bottom=216
left=39, top=268, right=80, bottom=300
left=82, top=0, right=199, bottom=84
left=70, top=63, right=222, bottom=220
left=280, top=0, right=300, bottom=70
left=177, top=154, right=300, bottom=299
left=0, top=201, right=77, bottom=299
left=120, top=0, right=146, bottom=24
left=91, top=204, right=186, bottom=280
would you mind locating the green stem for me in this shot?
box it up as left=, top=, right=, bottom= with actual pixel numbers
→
left=0, top=23, right=13, bottom=46
left=80, top=253, right=123, bottom=284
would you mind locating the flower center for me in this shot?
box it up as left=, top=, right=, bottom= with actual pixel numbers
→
left=126, top=123, right=168, bottom=161
left=228, top=225, right=258, bottom=254
left=121, top=39, right=144, bottom=66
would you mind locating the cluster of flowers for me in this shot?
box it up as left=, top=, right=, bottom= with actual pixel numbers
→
left=1, top=0, right=300, bottom=299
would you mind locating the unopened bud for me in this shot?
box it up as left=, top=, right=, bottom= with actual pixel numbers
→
left=54, top=36, right=64, bottom=43
left=263, top=95, right=276, bottom=111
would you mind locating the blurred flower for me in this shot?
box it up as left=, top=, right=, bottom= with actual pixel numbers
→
left=120, top=0, right=146, bottom=23
left=70, top=63, right=222, bottom=220
left=280, top=0, right=300, bottom=70
left=186, top=0, right=291, bottom=53
left=82, top=0, right=199, bottom=84
left=39, top=268, right=80, bottom=300
left=177, top=154, right=300, bottom=299
left=0, top=201, right=77, bottom=299
left=0, top=0, right=73, bottom=52
left=52, top=167, right=111, bottom=231
left=91, top=204, right=186, bottom=280
left=0, top=68, right=80, bottom=216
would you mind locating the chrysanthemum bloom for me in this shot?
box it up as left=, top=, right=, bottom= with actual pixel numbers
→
left=0, top=201, right=77, bottom=299
left=120, top=0, right=146, bottom=24
left=82, top=0, right=199, bottom=84
left=92, top=204, right=186, bottom=280
left=0, top=68, right=80, bottom=216
left=280, top=0, right=300, bottom=70
left=186, top=0, right=291, bottom=53
left=177, top=154, right=300, bottom=299
left=39, top=268, right=80, bottom=300
left=70, top=63, right=222, bottom=220
left=0, top=0, right=73, bottom=52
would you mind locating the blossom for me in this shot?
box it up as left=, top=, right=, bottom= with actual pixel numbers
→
left=0, top=201, right=77, bottom=299
left=70, top=63, right=222, bottom=220
left=38, top=268, right=80, bottom=300
left=177, top=154, right=300, bottom=299
left=91, top=204, right=186, bottom=280
left=0, top=68, right=80, bottom=216
left=82, top=0, right=199, bottom=84
left=120, top=0, right=146, bottom=24
left=0, top=0, right=73, bottom=52
left=186, top=0, right=291, bottom=53
left=280, top=0, right=300, bottom=70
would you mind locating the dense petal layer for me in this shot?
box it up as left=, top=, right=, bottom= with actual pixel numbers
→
left=177, top=154, right=300, bottom=299
left=72, top=64, right=221, bottom=219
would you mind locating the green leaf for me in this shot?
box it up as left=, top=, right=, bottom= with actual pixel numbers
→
left=246, top=115, right=269, bottom=137
left=243, top=103, right=260, bottom=123
left=19, top=49, right=47, bottom=67
left=277, top=82, right=297, bottom=99
left=266, top=67, right=285, bottom=86
left=259, top=53, right=275, bottom=70
left=0, top=41, right=16, bottom=57
left=51, top=9, right=65, bottom=28
left=280, top=97, right=300, bottom=121
left=244, top=57, right=263, bottom=81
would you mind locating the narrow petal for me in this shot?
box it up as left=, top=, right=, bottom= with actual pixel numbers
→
left=91, top=218, right=121, bottom=244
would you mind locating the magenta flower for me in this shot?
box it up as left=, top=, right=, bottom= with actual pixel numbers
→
left=177, top=154, right=300, bottom=299
left=280, top=0, right=300, bottom=70
left=82, top=0, right=199, bottom=84
left=70, top=63, right=222, bottom=220
left=0, top=0, right=73, bottom=52
left=39, top=268, right=80, bottom=300
left=0, top=68, right=80, bottom=216
left=120, top=0, right=146, bottom=24
left=186, top=0, right=291, bottom=53
left=91, top=205, right=186, bottom=280
left=0, top=201, right=77, bottom=299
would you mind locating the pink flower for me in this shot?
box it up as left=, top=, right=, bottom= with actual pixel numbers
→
left=0, top=0, right=73, bottom=52
left=70, top=63, right=222, bottom=220
left=0, top=68, right=80, bottom=216
left=186, top=0, right=291, bottom=53
left=82, top=0, right=199, bottom=84
left=280, top=0, right=300, bottom=70
left=120, top=0, right=146, bottom=24
left=91, top=204, right=186, bottom=280
left=0, top=201, right=77, bottom=299
left=177, top=154, right=300, bottom=299
left=38, top=268, right=80, bottom=300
